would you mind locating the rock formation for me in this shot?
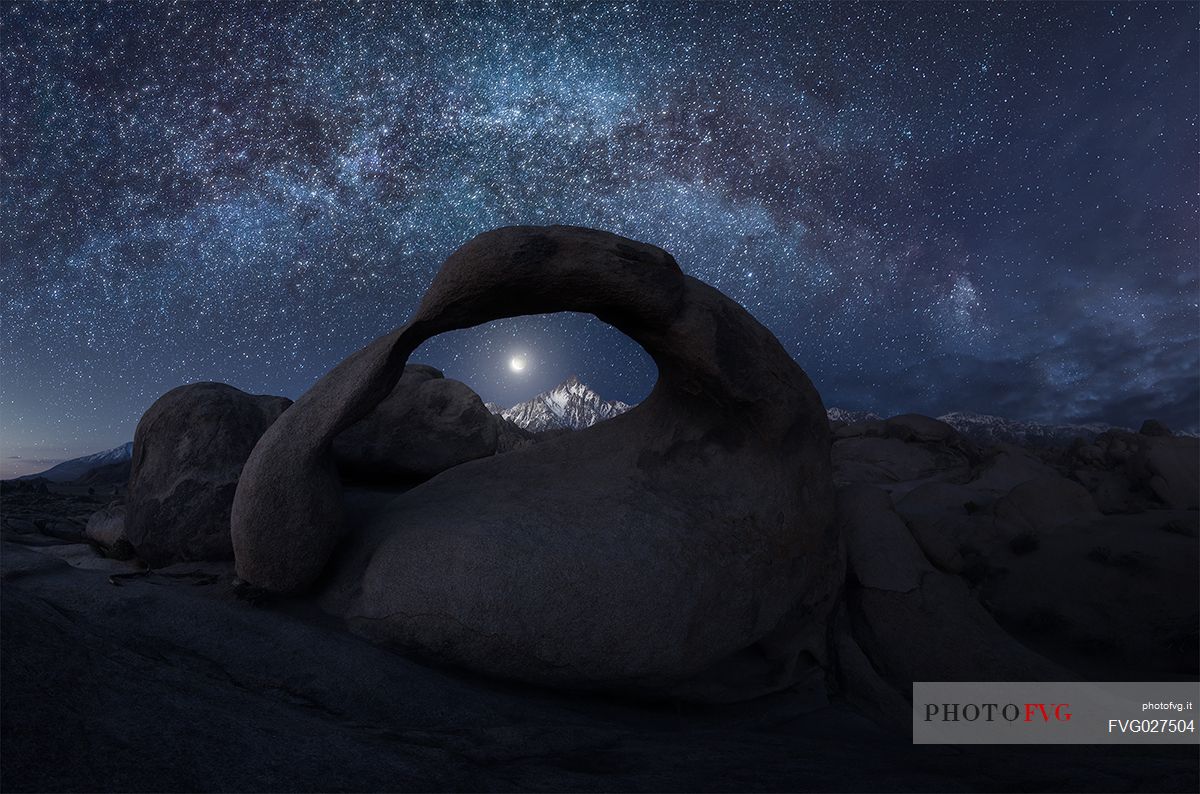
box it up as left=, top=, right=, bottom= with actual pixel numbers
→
left=126, top=383, right=291, bottom=565
left=831, top=414, right=979, bottom=493
left=332, top=364, right=500, bottom=482
left=84, top=504, right=127, bottom=549
left=4, top=234, right=1198, bottom=791
left=838, top=484, right=1070, bottom=699
left=223, top=226, right=1196, bottom=705
left=830, top=413, right=1198, bottom=687
left=232, top=225, right=841, bottom=700
left=1065, top=428, right=1199, bottom=512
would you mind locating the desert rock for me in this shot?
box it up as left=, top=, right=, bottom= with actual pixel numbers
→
left=832, top=436, right=970, bottom=491
left=837, top=485, right=1069, bottom=690
left=127, top=383, right=291, bottom=565
left=967, top=444, right=1058, bottom=493
left=993, top=476, right=1101, bottom=534
left=85, top=504, right=127, bottom=549
left=332, top=365, right=500, bottom=482
left=883, top=413, right=958, bottom=444
left=232, top=225, right=841, bottom=700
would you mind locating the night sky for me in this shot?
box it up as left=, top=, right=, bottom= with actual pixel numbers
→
left=2, top=2, right=1196, bottom=476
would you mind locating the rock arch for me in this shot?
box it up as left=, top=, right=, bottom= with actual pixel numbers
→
left=231, top=225, right=842, bottom=698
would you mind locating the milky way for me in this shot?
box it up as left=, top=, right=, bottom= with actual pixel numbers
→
left=2, top=1, right=1196, bottom=471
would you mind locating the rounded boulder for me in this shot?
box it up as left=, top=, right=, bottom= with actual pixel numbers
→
left=332, top=365, right=499, bottom=483
left=127, top=383, right=291, bottom=565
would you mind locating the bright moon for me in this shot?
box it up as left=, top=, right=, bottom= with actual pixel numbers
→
left=508, top=355, right=527, bottom=373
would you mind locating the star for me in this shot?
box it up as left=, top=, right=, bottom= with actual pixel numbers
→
left=0, top=1, right=1195, bottom=475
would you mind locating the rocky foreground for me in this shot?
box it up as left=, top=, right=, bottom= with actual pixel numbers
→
left=3, top=226, right=1198, bottom=792
left=4, top=395, right=1198, bottom=792
left=2, top=520, right=1197, bottom=793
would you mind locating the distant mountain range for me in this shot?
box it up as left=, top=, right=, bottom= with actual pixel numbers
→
left=490, top=377, right=1132, bottom=447
left=933, top=411, right=1123, bottom=447
left=7, top=381, right=1154, bottom=485
left=487, top=375, right=631, bottom=433
left=16, top=442, right=133, bottom=483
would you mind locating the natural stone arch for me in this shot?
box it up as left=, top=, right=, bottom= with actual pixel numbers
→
left=231, top=225, right=842, bottom=699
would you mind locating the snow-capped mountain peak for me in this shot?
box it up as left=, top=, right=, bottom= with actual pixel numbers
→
left=492, top=376, right=631, bottom=432
left=17, top=441, right=134, bottom=482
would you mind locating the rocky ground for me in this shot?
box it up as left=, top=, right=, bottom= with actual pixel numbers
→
left=3, top=411, right=1198, bottom=792
left=829, top=415, right=1199, bottom=686
left=3, top=531, right=1197, bottom=793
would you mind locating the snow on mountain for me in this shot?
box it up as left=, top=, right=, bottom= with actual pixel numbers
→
left=491, top=376, right=631, bottom=432
left=491, top=380, right=1126, bottom=447
left=17, top=441, right=134, bottom=482
left=933, top=412, right=1123, bottom=447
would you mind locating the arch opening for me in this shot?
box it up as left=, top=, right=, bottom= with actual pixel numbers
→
left=411, top=311, right=658, bottom=431
left=330, top=310, right=659, bottom=489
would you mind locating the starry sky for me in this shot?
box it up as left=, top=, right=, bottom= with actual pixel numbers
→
left=2, top=1, right=1196, bottom=476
